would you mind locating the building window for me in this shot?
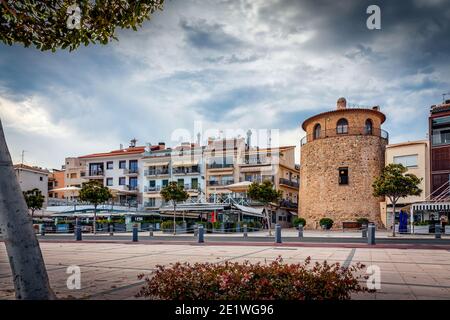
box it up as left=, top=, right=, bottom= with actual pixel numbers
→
left=177, top=178, right=184, bottom=188
left=365, top=119, right=373, bottom=135
left=393, top=154, right=418, bottom=168
left=119, top=177, right=126, bottom=186
left=149, top=180, right=156, bottom=187
left=162, top=179, right=169, bottom=187
left=106, top=161, right=113, bottom=170
left=338, top=167, right=349, bottom=185
left=336, top=118, right=348, bottom=134
left=192, top=178, right=198, bottom=189
left=106, top=178, right=113, bottom=186
left=119, top=160, right=126, bottom=169
left=70, top=173, right=77, bottom=179
left=313, top=123, right=321, bottom=139
left=40, top=176, right=43, bottom=181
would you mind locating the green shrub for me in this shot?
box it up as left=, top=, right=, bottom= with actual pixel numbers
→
left=136, top=257, right=371, bottom=300
left=161, top=220, right=182, bottom=230
left=319, top=218, right=334, bottom=229
left=356, top=218, right=369, bottom=226
left=293, top=217, right=306, bottom=227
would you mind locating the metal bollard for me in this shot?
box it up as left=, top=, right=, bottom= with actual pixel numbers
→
left=298, top=224, right=303, bottom=239
left=194, top=224, right=198, bottom=237
left=75, top=226, right=82, bottom=241
left=40, top=224, right=45, bottom=236
left=275, top=224, right=282, bottom=244
left=198, top=225, right=204, bottom=243
left=149, top=225, right=154, bottom=237
left=236, top=223, right=241, bottom=233
left=109, top=225, right=114, bottom=236
left=368, top=223, right=376, bottom=245
left=243, top=224, right=248, bottom=238
left=362, top=224, right=368, bottom=238
left=132, top=224, right=138, bottom=242
left=435, top=224, right=441, bottom=239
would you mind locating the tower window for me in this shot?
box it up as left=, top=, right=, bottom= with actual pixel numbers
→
left=339, top=167, right=348, bottom=185
left=365, top=119, right=373, bottom=135
left=313, top=123, right=321, bottom=139
left=336, top=118, right=348, bottom=134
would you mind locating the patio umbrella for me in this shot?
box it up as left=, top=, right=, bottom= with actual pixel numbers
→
left=49, top=186, right=81, bottom=212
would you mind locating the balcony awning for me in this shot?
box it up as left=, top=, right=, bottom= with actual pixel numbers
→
left=234, top=203, right=264, bottom=216
left=147, top=161, right=169, bottom=167
left=226, top=181, right=251, bottom=192
left=172, top=159, right=199, bottom=167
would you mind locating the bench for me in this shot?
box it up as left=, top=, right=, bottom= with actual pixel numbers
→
left=342, top=221, right=362, bottom=231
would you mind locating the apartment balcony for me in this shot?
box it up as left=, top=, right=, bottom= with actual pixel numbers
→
left=144, top=169, right=169, bottom=177
left=279, top=199, right=299, bottom=209
left=207, top=180, right=234, bottom=187
left=123, top=168, right=139, bottom=176
left=279, top=178, right=300, bottom=189
left=173, top=167, right=200, bottom=175
left=183, top=183, right=200, bottom=192
left=86, top=170, right=104, bottom=179
left=144, top=185, right=161, bottom=193
left=206, top=163, right=234, bottom=170
left=125, top=185, right=139, bottom=193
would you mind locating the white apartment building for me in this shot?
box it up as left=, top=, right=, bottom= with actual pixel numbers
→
left=14, top=164, right=50, bottom=207
left=78, top=140, right=162, bottom=205
left=142, top=142, right=205, bottom=209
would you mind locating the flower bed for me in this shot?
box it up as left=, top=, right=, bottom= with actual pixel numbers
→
left=136, top=257, right=371, bottom=300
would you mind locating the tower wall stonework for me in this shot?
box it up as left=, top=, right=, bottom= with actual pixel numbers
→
left=299, top=101, right=388, bottom=229
left=299, top=135, right=386, bottom=228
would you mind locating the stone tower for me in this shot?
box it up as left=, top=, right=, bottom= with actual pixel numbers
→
left=299, top=98, right=388, bottom=229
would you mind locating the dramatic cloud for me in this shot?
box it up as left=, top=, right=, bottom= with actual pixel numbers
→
left=1, top=0, right=449, bottom=168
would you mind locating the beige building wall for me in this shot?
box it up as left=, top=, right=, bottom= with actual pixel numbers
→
left=382, top=140, right=430, bottom=227
left=64, top=157, right=86, bottom=198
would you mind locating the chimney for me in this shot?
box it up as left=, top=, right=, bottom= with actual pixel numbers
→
left=246, top=130, right=252, bottom=149
left=119, top=143, right=123, bottom=150
left=158, top=142, right=165, bottom=150
left=337, top=97, right=347, bottom=110
left=372, top=105, right=380, bottom=111
left=129, top=138, right=137, bottom=148
left=197, top=132, right=201, bottom=146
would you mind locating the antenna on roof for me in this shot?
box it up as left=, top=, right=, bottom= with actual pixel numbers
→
left=21, top=150, right=26, bottom=165
left=442, top=93, right=450, bottom=103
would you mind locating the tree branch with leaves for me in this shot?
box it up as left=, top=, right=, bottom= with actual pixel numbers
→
left=23, top=188, right=45, bottom=219
left=372, top=163, right=422, bottom=237
left=247, top=180, right=282, bottom=236
left=0, top=0, right=164, bottom=51
left=78, top=180, right=112, bottom=234
left=160, top=181, right=189, bottom=235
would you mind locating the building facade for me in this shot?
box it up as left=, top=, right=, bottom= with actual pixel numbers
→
left=381, top=140, right=430, bottom=228
left=48, top=169, right=65, bottom=199
left=429, top=99, right=450, bottom=198
left=141, top=142, right=204, bottom=209
left=78, top=140, right=150, bottom=205
left=299, top=97, right=389, bottom=229
left=14, top=164, right=49, bottom=207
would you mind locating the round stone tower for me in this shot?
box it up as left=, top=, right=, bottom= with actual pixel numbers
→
left=299, top=98, right=388, bottom=229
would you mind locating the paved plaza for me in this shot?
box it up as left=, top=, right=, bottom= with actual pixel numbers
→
left=1, top=241, right=450, bottom=300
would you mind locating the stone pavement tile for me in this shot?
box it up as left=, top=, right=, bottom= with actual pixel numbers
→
left=408, top=285, right=450, bottom=299
left=393, top=263, right=424, bottom=273
left=374, top=292, right=416, bottom=300
left=377, top=271, right=406, bottom=284
left=351, top=291, right=376, bottom=300
left=401, top=273, right=441, bottom=286
left=377, top=283, right=412, bottom=294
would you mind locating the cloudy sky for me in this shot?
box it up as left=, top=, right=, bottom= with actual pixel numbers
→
left=1, top=0, right=450, bottom=169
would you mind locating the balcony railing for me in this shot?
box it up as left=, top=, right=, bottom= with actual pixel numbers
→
left=279, top=178, right=299, bottom=188
left=87, top=169, right=104, bottom=177
left=144, top=185, right=161, bottom=192
left=300, top=127, right=389, bottom=146
left=279, top=199, right=299, bottom=209
left=126, top=185, right=139, bottom=192
left=173, top=167, right=200, bottom=175
left=144, top=169, right=169, bottom=176
left=207, top=163, right=234, bottom=169
left=124, top=168, right=139, bottom=175
left=207, top=180, right=234, bottom=186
